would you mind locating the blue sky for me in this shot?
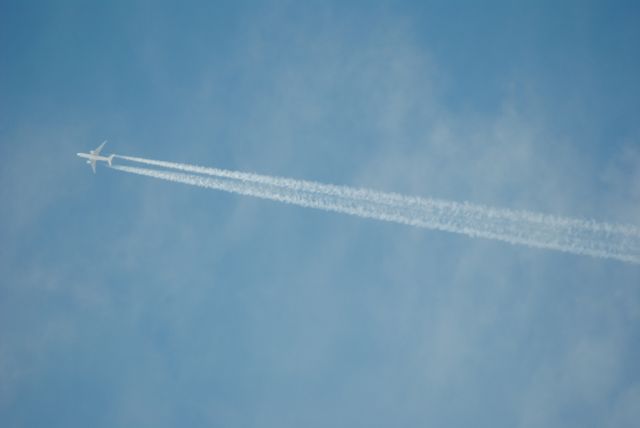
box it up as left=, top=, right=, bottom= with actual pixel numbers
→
left=1, top=1, right=639, bottom=426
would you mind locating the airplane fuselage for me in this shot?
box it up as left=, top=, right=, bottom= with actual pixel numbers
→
left=76, top=152, right=113, bottom=164
left=77, top=141, right=114, bottom=173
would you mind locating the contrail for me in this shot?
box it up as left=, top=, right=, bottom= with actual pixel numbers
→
left=110, top=161, right=640, bottom=264
left=114, top=155, right=640, bottom=234
left=116, top=154, right=415, bottom=205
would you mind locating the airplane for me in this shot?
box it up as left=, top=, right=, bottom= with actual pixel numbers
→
left=77, top=141, right=114, bottom=173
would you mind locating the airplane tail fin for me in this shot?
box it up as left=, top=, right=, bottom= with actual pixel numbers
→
left=108, top=154, right=114, bottom=166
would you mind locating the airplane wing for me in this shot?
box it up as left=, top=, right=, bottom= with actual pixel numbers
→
left=91, top=159, right=97, bottom=173
left=92, top=141, right=107, bottom=156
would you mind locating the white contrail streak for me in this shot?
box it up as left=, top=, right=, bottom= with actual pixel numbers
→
left=116, top=154, right=414, bottom=205
left=114, top=155, right=640, bottom=234
left=110, top=161, right=640, bottom=264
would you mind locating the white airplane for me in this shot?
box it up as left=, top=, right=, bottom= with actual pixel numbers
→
left=77, top=141, right=114, bottom=173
